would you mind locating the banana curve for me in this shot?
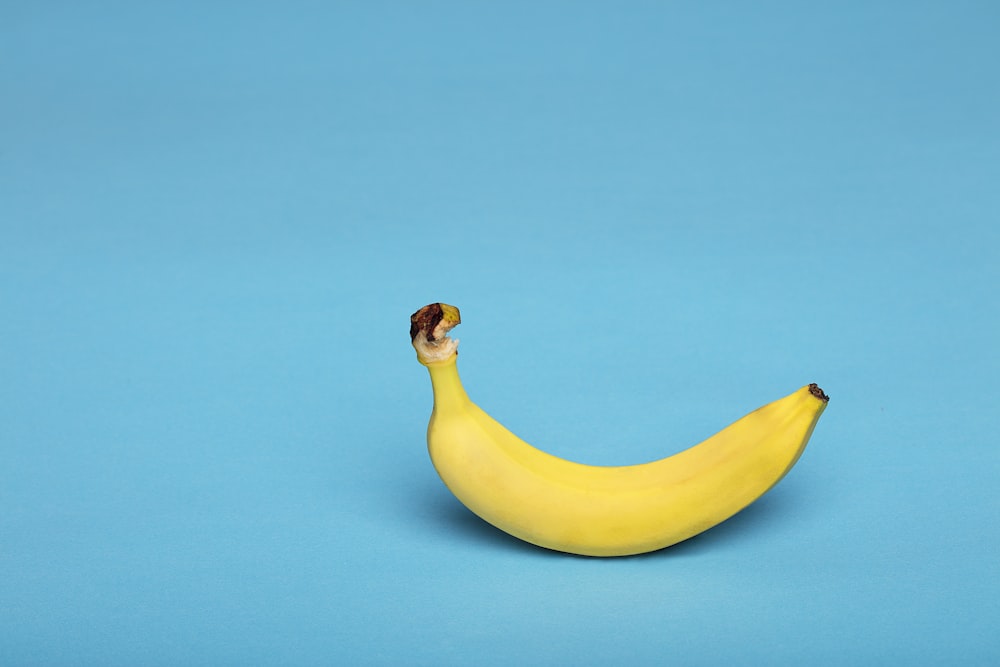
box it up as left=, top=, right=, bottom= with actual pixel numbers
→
left=411, top=303, right=829, bottom=556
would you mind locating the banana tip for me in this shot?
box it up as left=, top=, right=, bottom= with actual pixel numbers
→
left=410, top=303, right=461, bottom=363
left=410, top=303, right=460, bottom=342
left=808, top=383, right=829, bottom=402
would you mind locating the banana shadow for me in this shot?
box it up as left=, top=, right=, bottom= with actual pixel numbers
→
left=423, top=483, right=810, bottom=559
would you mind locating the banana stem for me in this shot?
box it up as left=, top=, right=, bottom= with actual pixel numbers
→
left=425, top=358, right=471, bottom=413
left=410, top=303, right=471, bottom=412
left=410, top=303, right=461, bottom=364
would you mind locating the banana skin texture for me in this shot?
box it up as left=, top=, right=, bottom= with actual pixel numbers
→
left=410, top=303, right=829, bottom=557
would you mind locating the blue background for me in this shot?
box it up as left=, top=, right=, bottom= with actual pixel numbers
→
left=3, top=2, right=998, bottom=665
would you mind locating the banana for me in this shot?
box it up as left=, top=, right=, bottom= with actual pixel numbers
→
left=409, top=303, right=829, bottom=557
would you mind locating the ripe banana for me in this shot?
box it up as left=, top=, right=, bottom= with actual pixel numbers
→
left=410, top=303, right=829, bottom=557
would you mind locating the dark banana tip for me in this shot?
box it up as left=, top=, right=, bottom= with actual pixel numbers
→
left=808, top=383, right=830, bottom=402
left=410, top=303, right=461, bottom=342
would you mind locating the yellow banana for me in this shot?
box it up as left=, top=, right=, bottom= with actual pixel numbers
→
left=409, top=303, right=829, bottom=557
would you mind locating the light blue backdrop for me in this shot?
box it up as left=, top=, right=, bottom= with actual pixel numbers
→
left=3, top=2, right=997, bottom=665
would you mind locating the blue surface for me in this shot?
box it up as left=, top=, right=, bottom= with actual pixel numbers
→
left=3, top=2, right=998, bottom=665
